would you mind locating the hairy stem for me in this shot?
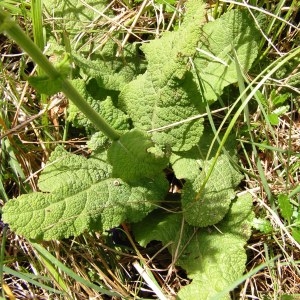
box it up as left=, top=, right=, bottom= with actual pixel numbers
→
left=0, top=10, right=121, bottom=141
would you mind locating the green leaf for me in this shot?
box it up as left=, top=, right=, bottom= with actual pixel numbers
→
left=119, top=0, right=206, bottom=151
left=28, top=75, right=62, bottom=96
left=291, top=227, right=300, bottom=244
left=43, top=0, right=109, bottom=37
left=27, top=46, right=71, bottom=95
left=252, top=217, right=273, bottom=234
left=133, top=194, right=254, bottom=300
left=182, top=154, right=243, bottom=227
left=194, top=9, right=260, bottom=103
left=2, top=146, right=167, bottom=241
left=267, top=113, right=279, bottom=125
left=278, top=194, right=293, bottom=223
left=171, top=130, right=238, bottom=181
left=107, top=129, right=170, bottom=183
left=68, top=79, right=129, bottom=134
left=87, top=97, right=130, bottom=149
left=73, top=42, right=146, bottom=91
left=271, top=92, right=290, bottom=107
left=170, top=130, right=242, bottom=227
left=178, top=194, right=253, bottom=299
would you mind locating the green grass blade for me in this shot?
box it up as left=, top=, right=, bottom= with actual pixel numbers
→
left=33, top=247, right=72, bottom=297
left=30, top=0, right=49, bottom=144
left=31, top=0, right=44, bottom=51
left=3, top=266, right=64, bottom=295
left=31, top=243, right=121, bottom=297
left=198, top=45, right=300, bottom=202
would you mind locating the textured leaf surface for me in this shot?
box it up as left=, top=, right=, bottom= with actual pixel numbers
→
left=177, top=194, right=253, bottom=299
left=119, top=0, right=206, bottom=151
left=171, top=130, right=237, bottom=180
left=171, top=130, right=242, bottom=227
left=2, top=147, right=167, bottom=240
left=194, top=9, right=260, bottom=103
left=107, top=129, right=170, bottom=183
left=182, top=153, right=242, bottom=227
left=68, top=79, right=129, bottom=134
left=74, top=42, right=146, bottom=91
left=44, top=0, right=108, bottom=35
left=133, top=194, right=254, bottom=300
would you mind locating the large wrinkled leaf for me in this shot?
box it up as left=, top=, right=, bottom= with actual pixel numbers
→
left=133, top=193, right=254, bottom=300
left=2, top=147, right=167, bottom=241
left=177, top=194, right=253, bottom=299
left=194, top=9, right=260, bottom=103
left=119, top=0, right=206, bottom=152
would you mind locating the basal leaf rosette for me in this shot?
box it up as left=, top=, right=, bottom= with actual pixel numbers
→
left=2, top=146, right=167, bottom=241
left=107, top=129, right=170, bottom=183
left=182, top=154, right=243, bottom=227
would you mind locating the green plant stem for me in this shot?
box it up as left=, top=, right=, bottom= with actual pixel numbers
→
left=0, top=10, right=121, bottom=141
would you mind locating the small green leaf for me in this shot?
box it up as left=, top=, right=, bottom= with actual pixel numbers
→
left=273, top=105, right=289, bottom=116
left=267, top=113, right=279, bottom=125
left=28, top=53, right=71, bottom=96
left=252, top=217, right=273, bottom=234
left=278, top=194, right=293, bottom=223
left=28, top=75, right=62, bottom=96
left=107, top=129, right=170, bottom=183
left=271, top=92, right=290, bottom=107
